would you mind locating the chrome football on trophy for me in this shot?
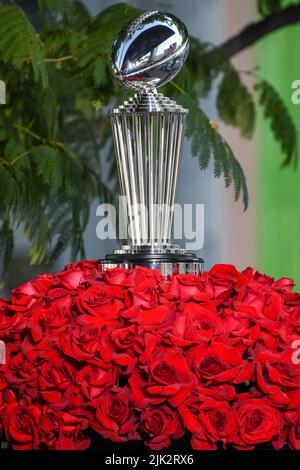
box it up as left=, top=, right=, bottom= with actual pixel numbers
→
left=101, top=10, right=203, bottom=275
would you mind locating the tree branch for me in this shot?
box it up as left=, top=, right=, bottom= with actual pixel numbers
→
left=219, top=4, right=300, bottom=58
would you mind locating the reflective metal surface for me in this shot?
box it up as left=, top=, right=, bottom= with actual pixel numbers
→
left=113, top=88, right=188, bottom=113
left=110, top=11, right=189, bottom=249
left=114, top=244, right=187, bottom=255
left=111, top=10, right=189, bottom=90
left=102, top=11, right=204, bottom=275
left=101, top=260, right=203, bottom=277
left=111, top=97, right=187, bottom=246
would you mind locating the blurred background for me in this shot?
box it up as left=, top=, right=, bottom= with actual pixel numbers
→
left=3, top=0, right=300, bottom=293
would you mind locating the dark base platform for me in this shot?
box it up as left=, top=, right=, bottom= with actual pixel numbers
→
left=100, top=251, right=204, bottom=276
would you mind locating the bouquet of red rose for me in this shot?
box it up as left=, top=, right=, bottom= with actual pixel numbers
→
left=1, top=261, right=300, bottom=450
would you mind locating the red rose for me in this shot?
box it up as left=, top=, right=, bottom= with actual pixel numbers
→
left=252, top=271, right=274, bottom=286
left=76, top=363, right=117, bottom=404
left=104, top=266, right=162, bottom=288
left=45, top=286, right=73, bottom=309
left=62, top=322, right=101, bottom=363
left=91, top=387, right=138, bottom=442
left=0, top=299, right=25, bottom=341
left=187, top=342, right=253, bottom=384
left=129, top=348, right=196, bottom=407
left=5, top=351, right=38, bottom=400
left=169, top=303, right=223, bottom=347
left=127, top=266, right=164, bottom=287
left=95, top=326, right=136, bottom=373
left=273, top=277, right=295, bottom=294
left=191, top=401, right=236, bottom=450
left=255, top=350, right=300, bottom=403
left=30, top=303, right=70, bottom=344
left=284, top=293, right=300, bottom=310
left=111, top=324, right=143, bottom=356
left=76, top=285, right=123, bottom=320
left=54, top=432, right=91, bottom=450
left=165, top=274, right=211, bottom=302
left=199, top=402, right=236, bottom=442
left=285, top=410, right=300, bottom=450
left=126, top=279, right=161, bottom=308
left=103, top=267, right=137, bottom=286
left=2, top=401, right=41, bottom=449
left=39, top=406, right=61, bottom=448
left=221, top=303, right=261, bottom=351
left=0, top=365, right=7, bottom=392
left=272, top=409, right=296, bottom=449
left=58, top=260, right=101, bottom=289
left=205, top=264, right=249, bottom=299
left=233, top=398, right=282, bottom=449
left=0, top=412, right=3, bottom=443
left=121, top=303, right=175, bottom=330
left=107, top=324, right=144, bottom=371
left=55, top=412, right=91, bottom=450
left=138, top=405, right=183, bottom=450
left=179, top=388, right=236, bottom=449
left=237, top=281, right=284, bottom=322
left=10, top=274, right=54, bottom=313
left=1, top=262, right=300, bottom=451
left=38, top=360, right=76, bottom=406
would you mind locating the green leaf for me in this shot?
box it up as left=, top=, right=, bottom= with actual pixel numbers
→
left=47, top=219, right=72, bottom=265
left=32, top=145, right=63, bottom=187
left=217, top=70, right=256, bottom=138
left=29, top=212, right=50, bottom=265
left=177, top=93, right=249, bottom=209
left=73, top=3, right=139, bottom=71
left=41, top=87, right=58, bottom=139
left=0, top=4, right=48, bottom=87
left=0, top=166, right=16, bottom=208
left=257, top=0, right=285, bottom=15
left=0, top=80, right=5, bottom=104
left=257, top=0, right=300, bottom=16
left=93, top=56, right=108, bottom=87
left=255, top=79, right=298, bottom=166
left=1, top=0, right=295, bottom=280
left=0, top=217, right=14, bottom=280
left=38, top=0, right=71, bottom=16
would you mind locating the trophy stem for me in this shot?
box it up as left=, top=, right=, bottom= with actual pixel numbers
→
left=102, top=90, right=203, bottom=275
left=146, top=113, right=155, bottom=243
left=111, top=90, right=188, bottom=246
left=100, top=11, right=203, bottom=275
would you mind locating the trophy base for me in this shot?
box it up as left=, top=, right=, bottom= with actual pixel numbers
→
left=100, top=245, right=203, bottom=276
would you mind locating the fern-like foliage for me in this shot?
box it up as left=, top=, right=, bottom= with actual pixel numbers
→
left=0, top=4, right=48, bottom=87
left=183, top=39, right=256, bottom=138
left=257, top=0, right=300, bottom=16
left=70, top=3, right=139, bottom=100
left=217, top=70, right=255, bottom=138
left=176, top=93, right=248, bottom=209
left=0, top=1, right=297, bottom=281
left=257, top=0, right=285, bottom=15
left=0, top=80, right=5, bottom=104
left=255, top=80, right=298, bottom=166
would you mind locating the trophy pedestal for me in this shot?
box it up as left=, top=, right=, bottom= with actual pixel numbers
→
left=100, top=244, right=203, bottom=276
left=101, top=11, right=204, bottom=278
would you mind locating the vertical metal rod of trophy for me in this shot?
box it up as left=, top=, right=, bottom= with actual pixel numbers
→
left=146, top=113, right=154, bottom=244
left=164, top=114, right=179, bottom=242
left=163, top=113, right=176, bottom=242
left=168, top=114, right=186, bottom=241
left=157, top=113, right=165, bottom=246
left=123, top=115, right=141, bottom=244
left=133, top=113, right=147, bottom=243
left=112, top=115, right=134, bottom=244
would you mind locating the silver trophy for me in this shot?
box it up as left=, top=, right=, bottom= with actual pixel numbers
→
left=101, top=11, right=203, bottom=275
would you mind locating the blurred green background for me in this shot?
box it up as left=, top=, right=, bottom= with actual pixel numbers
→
left=258, top=21, right=300, bottom=286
